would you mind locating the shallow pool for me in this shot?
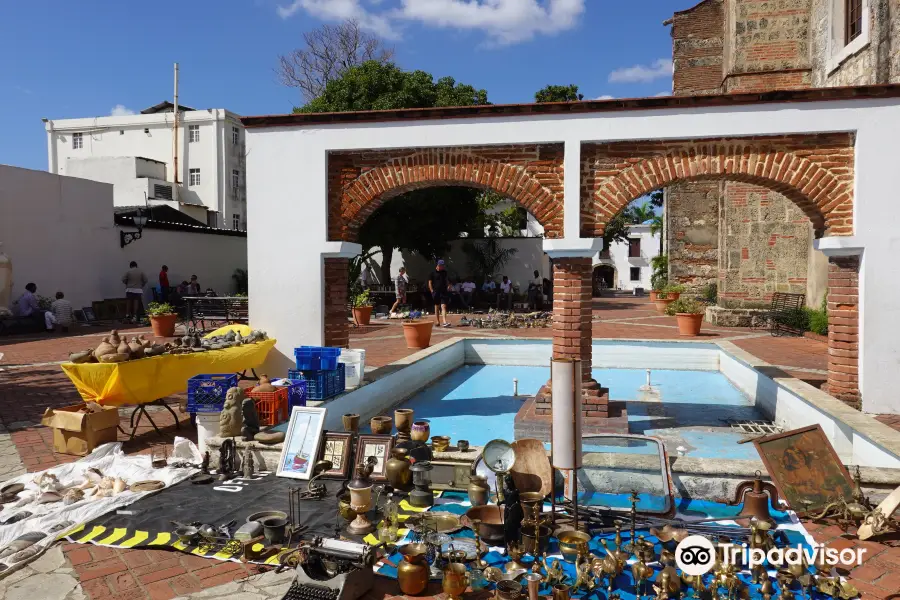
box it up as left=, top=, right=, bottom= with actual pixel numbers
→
left=392, top=365, right=764, bottom=460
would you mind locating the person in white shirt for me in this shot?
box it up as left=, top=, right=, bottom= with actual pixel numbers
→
left=49, top=291, right=74, bottom=333
left=497, top=276, right=513, bottom=310
left=527, top=269, right=544, bottom=309
left=461, top=279, right=476, bottom=308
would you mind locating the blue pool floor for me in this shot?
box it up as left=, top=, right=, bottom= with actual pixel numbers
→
left=392, top=365, right=764, bottom=461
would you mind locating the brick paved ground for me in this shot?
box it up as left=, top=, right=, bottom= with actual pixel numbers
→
left=2, top=297, right=897, bottom=599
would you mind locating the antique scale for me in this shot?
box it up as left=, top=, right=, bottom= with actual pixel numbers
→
left=482, top=439, right=517, bottom=506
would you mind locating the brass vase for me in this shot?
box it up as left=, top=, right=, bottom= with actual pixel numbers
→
left=342, top=413, right=360, bottom=433
left=385, top=447, right=413, bottom=491
left=370, top=416, right=393, bottom=435
left=398, top=543, right=430, bottom=596
left=467, top=474, right=491, bottom=506
left=442, top=562, right=469, bottom=600
left=395, top=408, right=414, bottom=441
left=431, top=436, right=450, bottom=452
left=411, top=420, right=430, bottom=442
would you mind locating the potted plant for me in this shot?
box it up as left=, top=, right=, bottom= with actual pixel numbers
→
left=351, top=289, right=373, bottom=327
left=666, top=297, right=705, bottom=336
left=146, top=302, right=178, bottom=337
left=401, top=311, right=433, bottom=349
left=663, top=284, right=685, bottom=301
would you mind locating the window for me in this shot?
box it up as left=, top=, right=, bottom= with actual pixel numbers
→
left=630, top=267, right=641, bottom=282
left=628, top=238, right=641, bottom=258
left=233, top=214, right=241, bottom=230
left=188, top=125, right=200, bottom=143
left=72, top=133, right=83, bottom=149
left=207, top=212, right=218, bottom=228
left=845, top=0, right=862, bottom=43
left=232, top=169, right=240, bottom=189
left=232, top=126, right=240, bottom=145
left=189, top=168, right=201, bottom=186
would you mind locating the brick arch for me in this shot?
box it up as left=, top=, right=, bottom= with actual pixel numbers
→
left=584, top=136, right=854, bottom=238
left=331, top=146, right=565, bottom=241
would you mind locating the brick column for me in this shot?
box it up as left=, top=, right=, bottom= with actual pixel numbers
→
left=323, top=258, right=350, bottom=348
left=822, top=256, right=860, bottom=405
left=535, top=257, right=609, bottom=417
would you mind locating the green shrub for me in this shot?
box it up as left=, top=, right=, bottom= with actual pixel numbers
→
left=651, top=255, right=668, bottom=290
left=804, top=296, right=828, bottom=335
left=351, top=289, right=372, bottom=308
left=663, top=284, right=685, bottom=294
left=146, top=302, right=176, bottom=316
left=703, top=283, right=717, bottom=304
left=666, top=297, right=705, bottom=316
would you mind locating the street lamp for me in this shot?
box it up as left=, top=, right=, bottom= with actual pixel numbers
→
left=120, top=195, right=150, bottom=248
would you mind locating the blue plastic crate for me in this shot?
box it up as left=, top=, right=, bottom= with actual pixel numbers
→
left=287, top=364, right=345, bottom=400
left=284, top=379, right=308, bottom=409
left=293, top=346, right=341, bottom=371
left=187, top=373, right=238, bottom=413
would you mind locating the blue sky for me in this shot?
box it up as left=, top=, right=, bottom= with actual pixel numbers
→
left=1, top=0, right=679, bottom=172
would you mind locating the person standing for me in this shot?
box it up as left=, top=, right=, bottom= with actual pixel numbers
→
left=50, top=291, right=74, bottom=333
left=122, top=261, right=147, bottom=322
left=390, top=267, right=408, bottom=314
left=159, top=265, right=170, bottom=302
left=528, top=269, right=543, bottom=309
left=461, top=278, right=476, bottom=309
left=498, top=275, right=513, bottom=310
left=187, top=275, right=201, bottom=296
left=428, top=260, right=452, bottom=327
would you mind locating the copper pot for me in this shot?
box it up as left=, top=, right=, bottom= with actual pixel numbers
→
left=431, top=435, right=450, bottom=452
left=370, top=416, right=393, bottom=435
left=465, top=505, right=505, bottom=546
left=398, top=543, right=430, bottom=596
left=385, top=447, right=413, bottom=491
left=442, top=562, right=469, bottom=600
left=558, top=530, right=591, bottom=563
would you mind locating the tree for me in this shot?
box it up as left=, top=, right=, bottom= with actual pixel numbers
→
left=602, top=212, right=631, bottom=251
left=626, top=202, right=655, bottom=225
left=468, top=190, right=529, bottom=238
left=297, top=61, right=488, bottom=113
left=463, top=236, right=519, bottom=283
left=535, top=84, right=584, bottom=103
left=649, top=189, right=664, bottom=208
left=277, top=19, right=394, bottom=102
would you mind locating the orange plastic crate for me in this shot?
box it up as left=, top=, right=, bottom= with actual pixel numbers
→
left=247, top=386, right=289, bottom=426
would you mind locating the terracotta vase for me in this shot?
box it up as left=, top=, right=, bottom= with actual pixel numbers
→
left=649, top=290, right=660, bottom=302
left=402, top=321, right=433, bottom=349
left=410, top=421, right=430, bottom=442
left=397, top=543, right=430, bottom=596
left=150, top=313, right=178, bottom=337
left=654, top=298, right=674, bottom=314
left=342, top=413, right=360, bottom=433
left=385, top=448, right=413, bottom=491
left=352, top=305, right=373, bottom=326
left=676, top=313, right=704, bottom=336
left=370, top=416, right=393, bottom=435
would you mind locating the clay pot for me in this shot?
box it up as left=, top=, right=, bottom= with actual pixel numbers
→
left=100, top=353, right=130, bottom=363
left=116, top=340, right=130, bottom=355
left=92, top=338, right=115, bottom=361
left=342, top=414, right=360, bottom=433
left=654, top=298, right=675, bottom=314
left=370, top=416, right=393, bottom=435
left=668, top=292, right=681, bottom=301
left=255, top=375, right=276, bottom=393
left=352, top=305, right=373, bottom=327
left=109, top=330, right=121, bottom=346
left=385, top=448, right=412, bottom=491
left=467, top=474, right=491, bottom=506
left=69, top=350, right=93, bottom=364
left=128, top=338, right=143, bottom=357
left=676, top=313, right=704, bottom=336
left=410, top=421, right=430, bottom=442
left=394, top=408, right=414, bottom=435
left=397, top=543, right=430, bottom=596
left=649, top=290, right=661, bottom=302
left=149, top=314, right=177, bottom=338
left=402, top=321, right=433, bottom=349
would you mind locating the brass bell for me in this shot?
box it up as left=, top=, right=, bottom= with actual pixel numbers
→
left=737, top=473, right=776, bottom=525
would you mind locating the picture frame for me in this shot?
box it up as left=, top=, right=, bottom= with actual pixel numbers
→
left=276, top=406, right=328, bottom=480
left=318, top=432, right=353, bottom=479
left=81, top=307, right=96, bottom=322
left=353, top=434, right=394, bottom=481
left=753, top=424, right=854, bottom=516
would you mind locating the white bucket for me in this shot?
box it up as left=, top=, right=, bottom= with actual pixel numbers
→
left=339, top=349, right=366, bottom=389
left=196, top=412, right=221, bottom=454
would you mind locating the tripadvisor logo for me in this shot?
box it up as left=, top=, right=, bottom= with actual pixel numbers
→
left=675, top=535, right=866, bottom=575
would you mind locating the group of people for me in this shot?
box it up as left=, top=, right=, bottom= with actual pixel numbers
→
left=389, top=260, right=548, bottom=327
left=123, top=262, right=203, bottom=321
left=11, top=283, right=73, bottom=332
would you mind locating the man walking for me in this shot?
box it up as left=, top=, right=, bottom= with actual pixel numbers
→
left=390, top=267, right=408, bottom=315
left=428, top=260, right=452, bottom=327
left=159, top=265, right=170, bottom=302
left=122, top=261, right=147, bottom=322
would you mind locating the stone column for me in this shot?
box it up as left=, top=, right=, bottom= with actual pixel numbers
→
left=823, top=255, right=860, bottom=404
left=535, top=256, right=610, bottom=418
left=323, top=258, right=350, bottom=348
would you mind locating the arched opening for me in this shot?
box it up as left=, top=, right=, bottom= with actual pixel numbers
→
left=593, top=265, right=616, bottom=296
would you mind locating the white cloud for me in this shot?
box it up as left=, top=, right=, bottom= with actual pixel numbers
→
left=608, top=58, right=673, bottom=83
left=276, top=0, right=585, bottom=45
left=596, top=94, right=614, bottom=100
left=654, top=91, right=671, bottom=97
left=110, top=104, right=136, bottom=116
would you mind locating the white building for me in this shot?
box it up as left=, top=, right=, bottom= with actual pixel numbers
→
left=44, top=102, right=247, bottom=230
left=592, top=223, right=660, bottom=292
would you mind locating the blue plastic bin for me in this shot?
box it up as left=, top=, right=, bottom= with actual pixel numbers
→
left=287, top=364, right=346, bottom=400
left=284, top=379, right=308, bottom=409
left=187, top=374, right=238, bottom=413
left=294, top=346, right=341, bottom=371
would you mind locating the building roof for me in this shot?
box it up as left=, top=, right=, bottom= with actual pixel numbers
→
left=141, top=101, right=197, bottom=114
left=241, top=83, right=900, bottom=129
left=114, top=205, right=245, bottom=237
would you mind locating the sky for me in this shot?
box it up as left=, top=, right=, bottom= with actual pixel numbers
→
left=0, top=0, right=681, bottom=172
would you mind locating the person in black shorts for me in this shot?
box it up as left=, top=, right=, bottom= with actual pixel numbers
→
left=428, top=259, right=452, bottom=327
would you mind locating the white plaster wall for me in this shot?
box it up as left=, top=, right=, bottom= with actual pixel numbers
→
left=593, top=224, right=660, bottom=291
left=66, top=157, right=171, bottom=210
left=244, top=96, right=900, bottom=413
left=0, top=164, right=117, bottom=309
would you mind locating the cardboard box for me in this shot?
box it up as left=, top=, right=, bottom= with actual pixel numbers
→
left=41, top=404, right=120, bottom=456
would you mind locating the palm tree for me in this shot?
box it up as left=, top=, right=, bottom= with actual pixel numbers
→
left=626, top=202, right=655, bottom=225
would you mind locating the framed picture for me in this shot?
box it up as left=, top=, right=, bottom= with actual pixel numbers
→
left=354, top=434, right=394, bottom=481
left=319, top=432, right=353, bottom=479
left=753, top=424, right=854, bottom=516
left=81, top=307, right=96, bottom=322
left=277, top=406, right=328, bottom=480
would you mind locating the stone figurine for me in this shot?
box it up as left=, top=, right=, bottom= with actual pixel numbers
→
left=242, top=447, right=254, bottom=478
left=241, top=397, right=260, bottom=441
left=219, top=387, right=244, bottom=438
left=201, top=451, right=210, bottom=474
left=218, top=439, right=236, bottom=481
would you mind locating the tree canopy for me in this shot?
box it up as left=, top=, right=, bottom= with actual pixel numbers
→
left=296, top=61, right=489, bottom=113
left=534, top=84, right=584, bottom=103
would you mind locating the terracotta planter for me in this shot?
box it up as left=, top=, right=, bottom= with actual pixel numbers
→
left=402, top=321, right=433, bottom=349
left=649, top=291, right=661, bottom=302
left=353, top=305, right=373, bottom=326
left=667, top=292, right=682, bottom=301
left=676, top=313, right=704, bottom=336
left=149, top=313, right=177, bottom=337
left=653, top=298, right=674, bottom=314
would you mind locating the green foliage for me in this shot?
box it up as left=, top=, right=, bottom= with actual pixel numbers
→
left=625, top=202, right=655, bottom=225
left=702, top=283, right=718, bottom=304
left=296, top=61, right=488, bottom=113
left=232, top=268, right=248, bottom=294
left=146, top=302, right=176, bottom=316
left=666, top=297, right=705, bottom=316
left=651, top=255, right=668, bottom=290
left=664, top=284, right=685, bottom=294
left=649, top=190, right=664, bottom=208
left=348, top=248, right=381, bottom=296
left=37, top=295, right=53, bottom=311
left=804, top=295, right=829, bottom=335
left=463, top=236, right=518, bottom=280
left=351, top=289, right=372, bottom=308
left=534, top=84, right=584, bottom=103
left=602, top=212, right=631, bottom=250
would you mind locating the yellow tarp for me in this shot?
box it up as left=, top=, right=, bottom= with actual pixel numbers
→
left=61, top=339, right=276, bottom=407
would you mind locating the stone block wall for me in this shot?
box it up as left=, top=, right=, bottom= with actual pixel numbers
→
left=672, top=0, right=725, bottom=96
left=666, top=181, right=721, bottom=292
